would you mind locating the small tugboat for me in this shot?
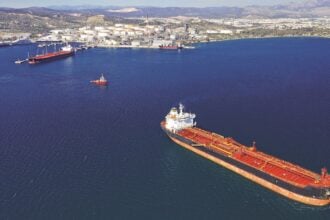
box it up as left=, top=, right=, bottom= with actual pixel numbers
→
left=90, top=74, right=108, bottom=86
left=15, top=59, right=23, bottom=64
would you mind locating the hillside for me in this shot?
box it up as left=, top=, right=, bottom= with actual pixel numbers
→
left=0, top=0, right=329, bottom=34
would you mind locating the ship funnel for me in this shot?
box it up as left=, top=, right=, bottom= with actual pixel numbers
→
left=250, top=141, right=257, bottom=151
left=321, top=167, right=328, bottom=179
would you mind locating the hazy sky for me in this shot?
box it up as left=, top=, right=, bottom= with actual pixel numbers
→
left=0, top=0, right=303, bottom=8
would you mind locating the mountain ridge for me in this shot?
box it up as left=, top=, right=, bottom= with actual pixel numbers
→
left=1, top=0, right=330, bottom=19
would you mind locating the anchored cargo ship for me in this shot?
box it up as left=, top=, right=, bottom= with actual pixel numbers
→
left=159, top=44, right=183, bottom=50
left=28, top=44, right=74, bottom=64
left=161, top=104, right=330, bottom=206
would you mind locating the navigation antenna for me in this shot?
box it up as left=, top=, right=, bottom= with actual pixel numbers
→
left=179, top=103, right=184, bottom=115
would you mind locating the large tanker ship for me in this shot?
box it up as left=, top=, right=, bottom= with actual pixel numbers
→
left=28, top=44, right=74, bottom=64
left=161, top=104, right=330, bottom=206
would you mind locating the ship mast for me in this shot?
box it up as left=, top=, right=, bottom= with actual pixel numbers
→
left=179, top=103, right=184, bottom=115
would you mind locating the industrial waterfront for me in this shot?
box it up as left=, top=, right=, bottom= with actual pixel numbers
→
left=2, top=17, right=330, bottom=49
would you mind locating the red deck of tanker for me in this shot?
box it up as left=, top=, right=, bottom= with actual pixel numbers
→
left=28, top=50, right=74, bottom=64
left=32, top=50, right=73, bottom=59
left=177, top=127, right=329, bottom=189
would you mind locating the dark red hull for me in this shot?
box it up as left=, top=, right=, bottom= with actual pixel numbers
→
left=161, top=121, right=330, bottom=206
left=159, top=45, right=183, bottom=50
left=90, top=80, right=108, bottom=86
left=28, top=51, right=74, bottom=64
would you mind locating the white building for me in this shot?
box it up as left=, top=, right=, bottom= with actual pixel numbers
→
left=61, top=35, right=73, bottom=41
left=220, top=30, right=233, bottom=34
left=152, top=39, right=173, bottom=47
left=98, top=32, right=109, bottom=38
left=131, top=40, right=141, bottom=47
left=170, top=34, right=177, bottom=40
left=38, top=34, right=60, bottom=42
left=83, top=30, right=95, bottom=35
left=206, top=30, right=219, bottom=34
left=127, top=31, right=136, bottom=36
left=95, top=26, right=105, bottom=31
left=79, top=34, right=94, bottom=42
left=105, top=39, right=119, bottom=45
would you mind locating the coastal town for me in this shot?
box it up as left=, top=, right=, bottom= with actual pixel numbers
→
left=1, top=16, right=330, bottom=48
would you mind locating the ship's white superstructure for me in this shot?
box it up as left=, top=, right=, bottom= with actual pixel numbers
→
left=100, top=74, right=106, bottom=82
left=61, top=44, right=74, bottom=52
left=165, top=104, right=196, bottom=132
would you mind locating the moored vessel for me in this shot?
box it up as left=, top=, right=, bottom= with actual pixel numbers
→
left=12, top=38, right=33, bottom=45
left=0, top=42, right=11, bottom=47
left=28, top=44, right=74, bottom=64
left=161, top=104, right=330, bottom=206
left=90, top=74, right=108, bottom=86
left=159, top=43, right=183, bottom=50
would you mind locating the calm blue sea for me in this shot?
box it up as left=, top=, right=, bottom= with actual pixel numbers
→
left=0, top=38, right=329, bottom=219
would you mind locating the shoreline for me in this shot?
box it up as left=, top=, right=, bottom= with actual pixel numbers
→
left=5, top=36, right=330, bottom=51
left=91, top=36, right=330, bottom=49
left=205, top=35, right=330, bottom=43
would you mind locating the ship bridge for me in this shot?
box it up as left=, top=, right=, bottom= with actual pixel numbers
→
left=165, top=104, right=196, bottom=132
